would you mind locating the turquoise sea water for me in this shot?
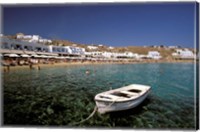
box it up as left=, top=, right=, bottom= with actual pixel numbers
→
left=3, top=63, right=197, bottom=129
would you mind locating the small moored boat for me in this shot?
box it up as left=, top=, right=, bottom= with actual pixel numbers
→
left=94, top=84, right=151, bottom=114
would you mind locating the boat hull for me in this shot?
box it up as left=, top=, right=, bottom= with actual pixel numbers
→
left=95, top=89, right=150, bottom=114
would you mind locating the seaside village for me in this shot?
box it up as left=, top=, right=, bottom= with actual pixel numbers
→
left=0, top=33, right=197, bottom=70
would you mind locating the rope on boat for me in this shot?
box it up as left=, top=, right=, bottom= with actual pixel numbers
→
left=105, top=100, right=117, bottom=109
left=70, top=106, right=98, bottom=125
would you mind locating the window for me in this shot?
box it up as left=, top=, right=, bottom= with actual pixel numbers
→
left=57, top=48, right=61, bottom=52
left=27, top=46, right=33, bottom=51
left=53, top=47, right=56, bottom=52
left=65, top=49, right=68, bottom=53
left=35, top=47, right=42, bottom=51
left=2, top=43, right=9, bottom=49
left=16, top=45, right=23, bottom=50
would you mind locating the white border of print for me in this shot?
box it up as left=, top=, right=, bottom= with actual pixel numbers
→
left=0, top=1, right=199, bottom=132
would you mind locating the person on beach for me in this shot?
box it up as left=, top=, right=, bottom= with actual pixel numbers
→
left=4, top=65, right=10, bottom=72
left=29, top=62, right=33, bottom=69
left=37, top=65, right=41, bottom=70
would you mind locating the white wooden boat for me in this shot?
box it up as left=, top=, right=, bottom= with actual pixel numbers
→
left=94, top=84, right=151, bottom=114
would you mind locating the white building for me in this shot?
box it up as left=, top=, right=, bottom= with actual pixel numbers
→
left=88, top=51, right=103, bottom=57
left=102, top=52, right=114, bottom=58
left=147, top=51, right=162, bottom=59
left=16, top=34, right=52, bottom=44
left=168, top=46, right=178, bottom=49
left=64, top=46, right=85, bottom=55
left=1, top=37, right=49, bottom=52
left=98, top=44, right=103, bottom=47
left=23, top=35, right=32, bottom=39
left=124, top=52, right=135, bottom=58
left=1, top=37, right=86, bottom=56
left=48, top=45, right=68, bottom=54
left=172, top=49, right=194, bottom=59
left=48, top=45, right=85, bottom=56
left=87, top=45, right=98, bottom=50
left=113, top=52, right=128, bottom=58
left=102, top=52, right=138, bottom=59
left=113, top=53, right=125, bottom=58
left=38, top=39, right=52, bottom=44
left=138, top=54, right=148, bottom=59
left=28, top=35, right=40, bottom=43
left=47, top=40, right=52, bottom=43
left=16, top=34, right=25, bottom=39
left=108, top=46, right=114, bottom=50
left=84, top=52, right=93, bottom=56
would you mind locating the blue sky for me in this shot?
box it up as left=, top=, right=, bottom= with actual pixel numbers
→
left=3, top=3, right=196, bottom=48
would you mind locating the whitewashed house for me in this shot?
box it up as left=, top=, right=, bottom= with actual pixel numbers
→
left=102, top=52, right=115, bottom=58
left=168, top=46, right=178, bottom=49
left=147, top=51, right=161, bottom=59
left=16, top=34, right=25, bottom=39
left=1, top=37, right=49, bottom=52
left=108, top=46, right=114, bottom=50
left=134, top=54, right=140, bottom=59
left=124, top=52, right=136, bottom=58
left=39, top=39, right=52, bottom=44
left=28, top=35, right=40, bottom=43
left=112, top=52, right=135, bottom=58
left=16, top=34, right=52, bottom=44
left=23, top=35, right=33, bottom=39
left=85, top=52, right=93, bottom=56
left=138, top=54, right=148, bottom=59
left=113, top=53, right=123, bottom=58
left=87, top=45, right=98, bottom=50
left=66, top=46, right=85, bottom=55
left=89, top=51, right=103, bottom=58
left=172, top=49, right=194, bottom=59
left=94, top=51, right=135, bottom=59
left=48, top=45, right=85, bottom=56
left=48, top=45, right=68, bottom=55
left=47, top=40, right=52, bottom=43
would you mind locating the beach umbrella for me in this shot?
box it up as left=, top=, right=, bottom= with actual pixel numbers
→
left=31, top=54, right=41, bottom=58
left=55, top=56, right=65, bottom=59
left=60, top=56, right=66, bottom=59
left=47, top=56, right=56, bottom=58
left=10, top=54, right=20, bottom=57
left=3, top=54, right=10, bottom=57
left=64, top=56, right=71, bottom=59
left=4, top=53, right=19, bottom=57
left=38, top=55, right=50, bottom=58
left=21, top=54, right=31, bottom=58
left=78, top=57, right=86, bottom=60
left=46, top=56, right=54, bottom=58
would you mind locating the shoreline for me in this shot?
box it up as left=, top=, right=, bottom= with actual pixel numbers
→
left=1, top=59, right=195, bottom=72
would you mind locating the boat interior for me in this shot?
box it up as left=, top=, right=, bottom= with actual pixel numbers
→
left=98, top=89, right=142, bottom=100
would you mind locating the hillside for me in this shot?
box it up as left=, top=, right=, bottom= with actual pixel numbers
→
left=5, top=34, right=195, bottom=59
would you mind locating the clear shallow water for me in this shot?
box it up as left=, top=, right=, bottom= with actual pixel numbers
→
left=3, top=63, right=196, bottom=128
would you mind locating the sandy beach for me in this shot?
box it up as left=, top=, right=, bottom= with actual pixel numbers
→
left=1, top=59, right=195, bottom=72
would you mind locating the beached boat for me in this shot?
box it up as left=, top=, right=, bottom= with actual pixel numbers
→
left=94, top=84, right=151, bottom=114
